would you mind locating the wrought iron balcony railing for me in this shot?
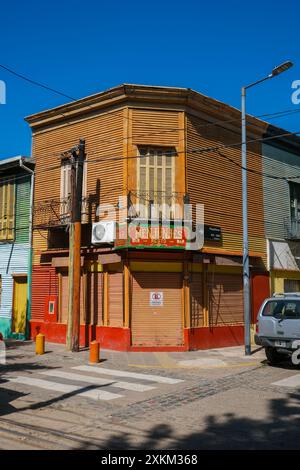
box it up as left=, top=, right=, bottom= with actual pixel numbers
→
left=127, top=190, right=187, bottom=222
left=33, top=197, right=91, bottom=229
left=284, top=217, right=300, bottom=240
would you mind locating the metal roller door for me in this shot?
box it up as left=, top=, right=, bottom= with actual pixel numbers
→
left=190, top=272, right=204, bottom=327
left=207, top=273, right=243, bottom=326
left=131, top=272, right=183, bottom=347
left=108, top=272, right=123, bottom=327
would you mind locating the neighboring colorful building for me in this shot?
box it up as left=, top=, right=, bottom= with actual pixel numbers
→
left=0, top=156, right=34, bottom=339
left=25, top=84, right=271, bottom=351
left=263, top=135, right=300, bottom=295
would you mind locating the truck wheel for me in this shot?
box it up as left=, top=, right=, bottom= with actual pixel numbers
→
left=265, top=347, right=285, bottom=365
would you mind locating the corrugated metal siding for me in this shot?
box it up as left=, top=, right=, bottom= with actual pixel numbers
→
left=108, top=272, right=123, bottom=327
left=262, top=144, right=300, bottom=240
left=131, top=272, right=183, bottom=347
left=0, top=243, right=29, bottom=320
left=131, top=109, right=180, bottom=146
left=59, top=271, right=85, bottom=324
left=31, top=266, right=58, bottom=321
left=32, top=109, right=124, bottom=264
left=33, top=110, right=123, bottom=203
left=127, top=108, right=183, bottom=198
left=190, top=272, right=204, bottom=327
left=186, top=114, right=266, bottom=254
left=207, top=273, right=243, bottom=326
left=15, top=177, right=31, bottom=244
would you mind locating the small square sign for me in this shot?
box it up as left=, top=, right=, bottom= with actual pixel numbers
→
left=150, top=291, right=164, bottom=307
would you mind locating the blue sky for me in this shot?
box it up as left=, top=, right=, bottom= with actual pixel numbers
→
left=0, top=0, right=299, bottom=159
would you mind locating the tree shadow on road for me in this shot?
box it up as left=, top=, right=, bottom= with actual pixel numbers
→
left=82, top=389, right=300, bottom=450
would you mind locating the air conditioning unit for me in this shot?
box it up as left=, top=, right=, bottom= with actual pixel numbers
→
left=92, top=221, right=116, bottom=244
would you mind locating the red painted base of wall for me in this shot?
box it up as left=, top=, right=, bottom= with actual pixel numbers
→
left=30, top=321, right=245, bottom=351
left=29, top=321, right=131, bottom=351
left=186, top=326, right=244, bottom=350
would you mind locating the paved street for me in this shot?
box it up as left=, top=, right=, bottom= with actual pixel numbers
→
left=1, top=341, right=300, bottom=449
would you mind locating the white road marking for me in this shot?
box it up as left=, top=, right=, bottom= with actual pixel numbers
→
left=178, top=358, right=226, bottom=367
left=272, top=375, right=300, bottom=388
left=40, top=370, right=155, bottom=392
left=73, top=365, right=183, bottom=384
left=5, top=376, right=122, bottom=400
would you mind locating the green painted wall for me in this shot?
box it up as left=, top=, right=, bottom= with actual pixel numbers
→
left=15, top=176, right=31, bottom=244
left=0, top=318, right=11, bottom=339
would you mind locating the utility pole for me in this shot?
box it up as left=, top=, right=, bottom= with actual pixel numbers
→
left=66, top=138, right=85, bottom=352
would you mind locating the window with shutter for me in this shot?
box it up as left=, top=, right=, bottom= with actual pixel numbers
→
left=0, top=177, right=15, bottom=241
left=137, top=147, right=175, bottom=219
left=60, top=160, right=87, bottom=223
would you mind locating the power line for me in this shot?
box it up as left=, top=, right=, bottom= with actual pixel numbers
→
left=2, top=61, right=300, bottom=137
left=215, top=151, right=300, bottom=181
left=2, top=127, right=300, bottom=187
left=0, top=64, right=76, bottom=101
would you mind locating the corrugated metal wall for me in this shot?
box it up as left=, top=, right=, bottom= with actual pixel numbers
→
left=190, top=272, right=204, bottom=327
left=207, top=273, right=243, bottom=326
left=32, top=109, right=124, bottom=264
left=186, top=113, right=266, bottom=255
left=0, top=172, right=31, bottom=337
left=262, top=144, right=300, bottom=240
left=15, top=176, right=31, bottom=244
left=108, top=272, right=123, bottom=327
left=0, top=243, right=29, bottom=321
left=31, top=266, right=58, bottom=321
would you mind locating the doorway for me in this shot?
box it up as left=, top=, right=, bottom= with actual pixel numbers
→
left=12, top=275, right=28, bottom=334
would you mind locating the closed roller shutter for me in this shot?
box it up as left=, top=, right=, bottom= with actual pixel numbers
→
left=131, top=272, right=183, bottom=347
left=108, top=272, right=123, bottom=327
left=190, top=272, right=204, bottom=327
left=86, top=271, right=103, bottom=325
left=207, top=273, right=243, bottom=326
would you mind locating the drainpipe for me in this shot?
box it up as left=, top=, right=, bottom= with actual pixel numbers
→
left=19, top=159, right=34, bottom=340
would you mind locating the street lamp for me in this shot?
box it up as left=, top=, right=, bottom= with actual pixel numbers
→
left=241, top=60, right=293, bottom=356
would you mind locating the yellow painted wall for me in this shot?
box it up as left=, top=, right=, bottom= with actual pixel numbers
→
left=270, top=270, right=300, bottom=294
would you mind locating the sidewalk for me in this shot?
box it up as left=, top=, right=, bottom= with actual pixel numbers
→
left=2, top=340, right=266, bottom=379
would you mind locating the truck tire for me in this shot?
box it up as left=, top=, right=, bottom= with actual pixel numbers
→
left=265, top=347, right=285, bottom=365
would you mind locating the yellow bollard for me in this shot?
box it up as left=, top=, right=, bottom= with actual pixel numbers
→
left=89, top=340, right=100, bottom=363
left=36, top=333, right=45, bottom=355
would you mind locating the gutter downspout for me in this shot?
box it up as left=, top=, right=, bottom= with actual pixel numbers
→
left=19, top=159, right=34, bottom=340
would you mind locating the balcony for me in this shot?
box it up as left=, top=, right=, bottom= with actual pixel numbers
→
left=127, top=190, right=187, bottom=222
left=33, top=197, right=91, bottom=229
left=284, top=217, right=300, bottom=240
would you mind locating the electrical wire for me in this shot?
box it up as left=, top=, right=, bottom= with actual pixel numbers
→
left=2, top=61, right=300, bottom=142
left=0, top=64, right=76, bottom=101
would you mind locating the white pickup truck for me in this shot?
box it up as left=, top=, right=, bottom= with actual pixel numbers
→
left=255, top=293, right=300, bottom=365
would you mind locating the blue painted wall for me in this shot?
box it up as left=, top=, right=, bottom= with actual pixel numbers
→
left=0, top=243, right=30, bottom=338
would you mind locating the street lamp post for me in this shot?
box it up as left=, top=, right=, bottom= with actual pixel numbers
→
left=242, top=61, right=293, bottom=356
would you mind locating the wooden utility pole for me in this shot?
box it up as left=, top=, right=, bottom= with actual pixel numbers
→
left=66, top=139, right=85, bottom=352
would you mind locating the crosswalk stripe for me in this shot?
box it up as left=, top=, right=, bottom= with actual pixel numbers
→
left=40, top=370, right=156, bottom=392
left=272, top=375, right=300, bottom=388
left=5, top=376, right=123, bottom=401
left=73, top=365, right=184, bottom=384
